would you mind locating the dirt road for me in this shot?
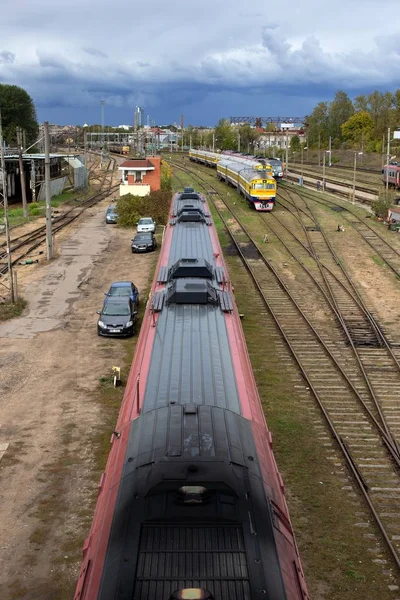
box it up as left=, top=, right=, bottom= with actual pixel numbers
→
left=0, top=197, right=156, bottom=599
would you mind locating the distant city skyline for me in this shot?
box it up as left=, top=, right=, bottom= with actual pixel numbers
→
left=1, top=1, right=400, bottom=126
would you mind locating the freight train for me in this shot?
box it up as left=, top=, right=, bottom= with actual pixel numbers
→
left=74, top=187, right=308, bottom=600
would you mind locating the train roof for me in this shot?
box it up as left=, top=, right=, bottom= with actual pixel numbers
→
left=76, top=187, right=307, bottom=600
left=218, top=160, right=275, bottom=182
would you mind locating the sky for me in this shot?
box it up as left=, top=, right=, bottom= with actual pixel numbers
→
left=2, top=0, right=400, bottom=126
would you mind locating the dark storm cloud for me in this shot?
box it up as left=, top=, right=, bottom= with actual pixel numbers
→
left=0, top=0, right=399, bottom=124
left=83, top=47, right=108, bottom=58
left=0, top=51, right=15, bottom=64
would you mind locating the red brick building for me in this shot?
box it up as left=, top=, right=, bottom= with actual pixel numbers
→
left=118, top=156, right=161, bottom=197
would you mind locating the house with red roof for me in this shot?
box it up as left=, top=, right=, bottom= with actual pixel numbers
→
left=118, top=156, right=161, bottom=197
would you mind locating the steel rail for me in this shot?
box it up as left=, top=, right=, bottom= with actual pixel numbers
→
left=277, top=189, right=398, bottom=444
left=169, top=159, right=400, bottom=460
left=169, top=158, right=400, bottom=572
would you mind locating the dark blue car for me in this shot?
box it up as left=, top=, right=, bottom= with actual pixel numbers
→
left=104, top=281, right=139, bottom=308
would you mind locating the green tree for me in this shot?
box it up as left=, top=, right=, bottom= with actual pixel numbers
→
left=185, top=125, right=200, bottom=148
left=304, top=102, right=329, bottom=147
left=238, top=123, right=259, bottom=153
left=341, top=111, right=373, bottom=146
left=214, top=119, right=237, bottom=150
left=0, top=83, right=38, bottom=145
left=354, top=95, right=368, bottom=112
left=290, top=135, right=301, bottom=151
left=328, top=90, right=354, bottom=140
left=366, top=90, right=393, bottom=140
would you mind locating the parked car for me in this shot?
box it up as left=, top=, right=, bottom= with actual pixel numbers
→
left=104, top=281, right=139, bottom=307
left=106, top=204, right=118, bottom=224
left=136, top=217, right=156, bottom=233
left=131, top=232, right=157, bottom=253
left=97, top=297, right=137, bottom=337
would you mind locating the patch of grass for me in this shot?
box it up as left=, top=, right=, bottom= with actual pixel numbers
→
left=0, top=298, right=27, bottom=321
left=372, top=254, right=385, bottom=267
left=29, top=526, right=48, bottom=546
left=4, top=187, right=95, bottom=228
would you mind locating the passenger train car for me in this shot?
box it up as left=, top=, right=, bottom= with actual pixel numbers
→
left=189, top=149, right=274, bottom=178
left=74, top=187, right=308, bottom=600
left=189, top=149, right=286, bottom=181
left=382, top=162, right=400, bottom=188
left=109, top=144, right=130, bottom=155
left=263, top=157, right=284, bottom=181
left=217, top=159, right=276, bottom=211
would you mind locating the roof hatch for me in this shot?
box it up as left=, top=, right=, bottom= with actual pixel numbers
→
left=166, top=279, right=218, bottom=305
left=169, top=258, right=213, bottom=280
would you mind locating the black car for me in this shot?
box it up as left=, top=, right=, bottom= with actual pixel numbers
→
left=104, top=281, right=139, bottom=308
left=131, top=232, right=157, bottom=253
left=97, top=297, right=137, bottom=337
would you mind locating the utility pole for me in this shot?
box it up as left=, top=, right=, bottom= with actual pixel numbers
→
left=100, top=100, right=106, bottom=166
left=285, top=132, right=289, bottom=180
left=382, top=133, right=385, bottom=168
left=83, top=127, right=88, bottom=187
left=361, top=130, right=364, bottom=164
left=318, top=132, right=321, bottom=166
left=44, top=121, right=53, bottom=260
left=0, top=109, right=15, bottom=301
left=238, top=132, right=241, bottom=152
left=386, top=127, right=390, bottom=191
left=352, top=152, right=357, bottom=204
left=328, top=136, right=332, bottom=167
left=322, top=151, right=326, bottom=191
left=17, top=127, right=28, bottom=218
left=301, top=145, right=307, bottom=177
left=212, top=132, right=215, bottom=153
left=180, top=115, right=184, bottom=153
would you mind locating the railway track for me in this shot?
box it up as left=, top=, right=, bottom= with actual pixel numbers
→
left=289, top=166, right=379, bottom=194
left=285, top=184, right=400, bottom=280
left=286, top=169, right=377, bottom=205
left=0, top=158, right=117, bottom=277
left=301, top=160, right=382, bottom=175
left=169, top=158, right=400, bottom=578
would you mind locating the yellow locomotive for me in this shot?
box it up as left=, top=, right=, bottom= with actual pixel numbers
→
left=217, top=159, right=276, bottom=211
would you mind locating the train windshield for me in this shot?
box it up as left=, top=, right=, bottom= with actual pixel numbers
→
left=252, top=181, right=275, bottom=190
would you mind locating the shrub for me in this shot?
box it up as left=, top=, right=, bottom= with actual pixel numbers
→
left=372, top=190, right=396, bottom=218
left=28, top=202, right=39, bottom=214
left=161, top=162, right=172, bottom=191
left=117, top=189, right=172, bottom=228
